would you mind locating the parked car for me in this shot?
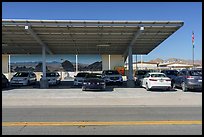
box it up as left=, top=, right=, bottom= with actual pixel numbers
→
left=82, top=73, right=106, bottom=91
left=174, top=69, right=202, bottom=91
left=10, top=71, right=37, bottom=86
left=2, top=74, right=9, bottom=88
left=134, top=70, right=151, bottom=86
left=141, top=72, right=172, bottom=91
left=161, top=70, right=179, bottom=88
left=45, top=72, right=61, bottom=85
left=102, top=70, right=123, bottom=85
left=74, top=72, right=89, bottom=86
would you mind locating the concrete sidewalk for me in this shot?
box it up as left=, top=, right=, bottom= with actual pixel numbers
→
left=2, top=88, right=202, bottom=107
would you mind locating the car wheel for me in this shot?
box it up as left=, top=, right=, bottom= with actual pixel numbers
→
left=146, top=83, right=150, bottom=91
left=172, top=82, right=176, bottom=90
left=6, top=82, right=10, bottom=88
left=27, top=80, right=30, bottom=86
left=167, top=87, right=171, bottom=91
left=82, top=87, right=86, bottom=91
left=181, top=82, right=187, bottom=92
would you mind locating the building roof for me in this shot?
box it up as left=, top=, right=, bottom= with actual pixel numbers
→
left=2, top=19, right=184, bottom=55
left=135, top=61, right=158, bottom=64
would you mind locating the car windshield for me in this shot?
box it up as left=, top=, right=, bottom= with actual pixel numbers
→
left=189, top=70, right=202, bottom=76
left=136, top=70, right=150, bottom=75
left=150, top=74, right=166, bottom=78
left=105, top=71, right=119, bottom=75
left=76, top=73, right=89, bottom=77
left=46, top=73, right=57, bottom=77
left=86, top=73, right=102, bottom=79
left=164, top=70, right=178, bottom=75
left=14, top=72, right=29, bottom=77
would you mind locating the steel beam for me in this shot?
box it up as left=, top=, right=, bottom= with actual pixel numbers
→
left=2, top=19, right=184, bottom=27
left=123, top=27, right=144, bottom=61
left=25, top=26, right=53, bottom=55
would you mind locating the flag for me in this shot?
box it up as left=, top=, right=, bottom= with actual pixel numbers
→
left=192, top=32, right=194, bottom=47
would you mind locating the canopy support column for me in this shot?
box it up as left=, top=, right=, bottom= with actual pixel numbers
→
left=127, top=45, right=135, bottom=87
left=76, top=54, right=78, bottom=73
left=126, top=27, right=144, bottom=87
left=40, top=45, right=49, bottom=88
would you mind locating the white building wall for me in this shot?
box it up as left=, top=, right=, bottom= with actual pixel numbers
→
left=126, top=63, right=158, bottom=70
left=2, top=55, right=9, bottom=73
left=102, top=55, right=124, bottom=70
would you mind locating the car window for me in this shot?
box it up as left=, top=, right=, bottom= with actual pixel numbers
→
left=189, top=70, right=202, bottom=76
left=105, top=70, right=119, bottom=75
left=178, top=72, right=184, bottom=76
left=46, top=73, right=56, bottom=77
left=14, top=72, right=29, bottom=77
left=181, top=71, right=187, bottom=75
left=136, top=70, right=150, bottom=76
left=31, top=73, right=36, bottom=77
left=85, top=73, right=102, bottom=79
left=150, top=74, right=166, bottom=78
left=144, top=73, right=150, bottom=78
left=76, top=73, right=89, bottom=77
left=165, top=70, right=178, bottom=75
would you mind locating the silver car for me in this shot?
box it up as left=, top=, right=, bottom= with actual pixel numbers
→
left=74, top=72, right=89, bottom=86
left=45, top=72, right=61, bottom=85
left=10, top=72, right=37, bottom=86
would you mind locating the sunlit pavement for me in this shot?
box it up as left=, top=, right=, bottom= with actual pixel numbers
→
left=2, top=83, right=202, bottom=107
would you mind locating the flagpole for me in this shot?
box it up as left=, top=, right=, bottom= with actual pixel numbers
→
left=193, top=43, right=194, bottom=69
left=192, top=31, right=194, bottom=69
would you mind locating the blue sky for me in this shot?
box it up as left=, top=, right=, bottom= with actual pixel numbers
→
left=3, top=2, right=202, bottom=63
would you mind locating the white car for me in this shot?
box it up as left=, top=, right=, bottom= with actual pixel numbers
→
left=74, top=72, right=89, bottom=86
left=45, top=72, right=61, bottom=85
left=141, top=72, right=171, bottom=91
left=10, top=72, right=37, bottom=86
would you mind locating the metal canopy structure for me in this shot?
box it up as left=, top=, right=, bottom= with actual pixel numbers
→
left=2, top=19, right=184, bottom=55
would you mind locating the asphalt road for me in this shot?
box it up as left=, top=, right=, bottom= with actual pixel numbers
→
left=2, top=106, right=202, bottom=135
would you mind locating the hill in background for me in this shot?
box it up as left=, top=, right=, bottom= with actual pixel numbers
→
left=149, top=58, right=202, bottom=65
left=10, top=58, right=202, bottom=72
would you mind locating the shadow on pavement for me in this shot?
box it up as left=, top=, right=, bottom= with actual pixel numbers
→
left=147, top=89, right=177, bottom=92
left=2, top=81, right=124, bottom=91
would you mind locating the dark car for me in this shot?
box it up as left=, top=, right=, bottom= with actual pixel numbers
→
left=2, top=74, right=9, bottom=88
left=134, top=70, right=151, bottom=86
left=82, top=73, right=106, bottom=91
left=174, top=69, right=202, bottom=91
left=161, top=70, right=178, bottom=88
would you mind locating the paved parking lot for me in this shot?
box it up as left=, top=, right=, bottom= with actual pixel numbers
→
left=2, top=80, right=202, bottom=107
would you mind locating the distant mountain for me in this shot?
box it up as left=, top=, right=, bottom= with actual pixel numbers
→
left=83, top=61, right=102, bottom=71
left=61, top=60, right=74, bottom=71
left=14, top=66, right=34, bottom=72
left=149, top=58, right=164, bottom=63
left=34, top=62, right=49, bottom=72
